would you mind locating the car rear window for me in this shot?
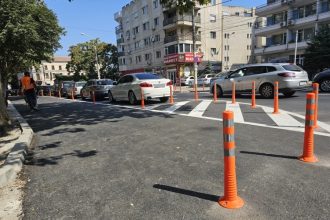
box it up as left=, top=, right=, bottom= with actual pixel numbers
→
left=135, top=73, right=162, bottom=80
left=282, top=64, right=303, bottom=72
left=97, top=80, right=113, bottom=85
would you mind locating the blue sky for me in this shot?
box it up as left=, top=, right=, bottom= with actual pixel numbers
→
left=45, top=0, right=266, bottom=56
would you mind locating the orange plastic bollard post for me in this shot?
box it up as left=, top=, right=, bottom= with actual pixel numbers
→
left=71, top=90, right=75, bottom=101
left=219, top=111, right=244, bottom=209
left=299, top=93, right=318, bottom=163
left=49, top=90, right=52, bottom=97
left=92, top=91, right=96, bottom=104
left=213, top=83, right=218, bottom=103
left=170, top=85, right=174, bottom=105
left=273, top=81, right=279, bottom=114
left=251, top=81, right=256, bottom=108
left=194, top=83, right=199, bottom=101
left=140, top=87, right=145, bottom=109
left=41, top=90, right=44, bottom=97
left=232, top=82, right=236, bottom=104
left=58, top=90, right=61, bottom=98
left=312, top=83, right=319, bottom=128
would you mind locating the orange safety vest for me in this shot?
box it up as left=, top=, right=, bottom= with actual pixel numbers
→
left=21, top=76, right=35, bottom=91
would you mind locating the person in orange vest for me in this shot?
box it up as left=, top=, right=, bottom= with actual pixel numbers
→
left=21, top=71, right=38, bottom=110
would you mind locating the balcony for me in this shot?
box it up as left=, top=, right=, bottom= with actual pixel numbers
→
left=114, top=11, right=122, bottom=22
left=256, top=0, right=288, bottom=17
left=318, top=10, right=330, bottom=22
left=164, top=35, right=201, bottom=44
left=291, top=14, right=317, bottom=27
left=115, top=25, right=123, bottom=34
left=116, top=38, right=124, bottom=44
left=118, top=52, right=126, bottom=57
left=287, top=41, right=308, bottom=50
left=254, top=44, right=287, bottom=55
left=255, top=22, right=282, bottom=36
left=163, top=15, right=201, bottom=28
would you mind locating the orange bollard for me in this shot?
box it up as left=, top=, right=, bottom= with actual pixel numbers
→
left=213, top=83, right=218, bottom=103
left=312, top=83, right=319, bottom=128
left=219, top=111, right=244, bottom=209
left=71, top=90, right=75, bottom=101
left=299, top=93, right=318, bottom=163
left=170, top=85, right=174, bottom=105
left=58, top=89, right=61, bottom=98
left=273, top=81, right=279, bottom=114
left=194, top=83, right=199, bottom=101
left=251, top=81, right=256, bottom=108
left=92, top=91, right=96, bottom=104
left=49, top=89, right=52, bottom=97
left=232, top=81, right=236, bottom=104
left=41, top=90, right=44, bottom=96
left=140, top=87, right=145, bottom=109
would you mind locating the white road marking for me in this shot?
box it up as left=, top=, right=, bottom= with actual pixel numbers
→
left=145, top=104, right=162, bottom=110
left=262, top=106, right=303, bottom=128
left=163, top=101, right=190, bottom=113
left=188, top=100, right=212, bottom=117
left=225, top=102, right=244, bottom=123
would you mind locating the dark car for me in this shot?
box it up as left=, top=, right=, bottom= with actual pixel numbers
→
left=37, top=85, right=54, bottom=96
left=54, top=80, right=74, bottom=96
left=313, top=69, right=330, bottom=92
left=80, top=79, right=114, bottom=100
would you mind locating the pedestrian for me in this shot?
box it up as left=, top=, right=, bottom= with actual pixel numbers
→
left=21, top=71, right=38, bottom=111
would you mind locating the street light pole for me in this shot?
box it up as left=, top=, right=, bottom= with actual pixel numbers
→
left=81, top=33, right=101, bottom=79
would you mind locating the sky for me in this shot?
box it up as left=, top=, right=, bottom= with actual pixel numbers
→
left=45, top=0, right=266, bottom=56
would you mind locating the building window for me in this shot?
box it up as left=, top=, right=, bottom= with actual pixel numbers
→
left=59, top=66, right=62, bottom=70
left=136, top=55, right=141, bottom=63
left=225, top=45, right=230, bottom=50
left=154, top=17, right=159, bottom=26
left=44, top=65, right=48, bottom=70
left=211, top=0, right=216, bottom=5
left=129, top=57, right=133, bottom=64
left=235, top=12, right=240, bottom=16
left=135, top=41, right=140, bottom=49
left=145, top=53, right=151, bottom=61
left=154, top=34, right=160, bottom=42
left=156, top=51, right=161, bottom=58
left=210, top=14, right=216, bottom=22
left=133, top=26, right=139, bottom=35
left=143, top=22, right=150, bottom=31
left=184, top=44, right=191, bottom=52
left=153, top=0, right=158, bottom=9
left=142, top=5, right=148, bottom=15
left=45, top=73, right=49, bottom=79
left=211, top=48, right=217, bottom=56
left=144, top=37, right=150, bottom=46
left=51, top=65, right=55, bottom=70
left=210, top=31, right=216, bottom=39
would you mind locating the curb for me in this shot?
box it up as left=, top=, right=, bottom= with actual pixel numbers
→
left=0, top=101, right=34, bottom=188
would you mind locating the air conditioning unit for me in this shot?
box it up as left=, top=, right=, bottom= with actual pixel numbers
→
left=280, top=21, right=287, bottom=27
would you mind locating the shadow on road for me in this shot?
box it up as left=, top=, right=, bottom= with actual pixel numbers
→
left=153, top=184, right=219, bottom=202
left=240, top=150, right=298, bottom=160
left=38, top=141, right=62, bottom=150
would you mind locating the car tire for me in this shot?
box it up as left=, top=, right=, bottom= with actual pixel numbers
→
left=159, top=97, right=169, bottom=103
left=128, top=91, right=137, bottom=105
left=108, top=91, right=115, bottom=103
left=320, top=79, right=330, bottom=92
left=259, top=83, right=274, bottom=98
left=282, top=91, right=296, bottom=97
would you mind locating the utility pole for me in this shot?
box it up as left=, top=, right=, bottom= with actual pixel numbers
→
left=192, top=6, right=198, bottom=100
left=294, top=30, right=298, bottom=65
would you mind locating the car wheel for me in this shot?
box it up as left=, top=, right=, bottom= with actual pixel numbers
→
left=282, top=91, right=296, bottom=97
left=108, top=91, right=115, bottom=103
left=259, top=83, right=274, bottom=98
left=159, top=97, right=169, bottom=103
left=128, top=91, right=137, bottom=105
left=320, top=79, right=330, bottom=92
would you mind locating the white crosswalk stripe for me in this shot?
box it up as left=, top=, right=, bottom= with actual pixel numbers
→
left=188, top=100, right=212, bottom=117
left=163, top=101, right=190, bottom=113
left=262, top=106, right=303, bottom=128
left=225, top=102, right=245, bottom=123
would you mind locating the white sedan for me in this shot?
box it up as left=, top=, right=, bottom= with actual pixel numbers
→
left=108, top=73, right=172, bottom=104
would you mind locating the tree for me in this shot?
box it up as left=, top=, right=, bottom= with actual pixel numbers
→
left=160, top=0, right=210, bottom=13
left=304, top=28, right=330, bottom=78
left=0, top=0, right=64, bottom=135
left=67, top=41, right=119, bottom=80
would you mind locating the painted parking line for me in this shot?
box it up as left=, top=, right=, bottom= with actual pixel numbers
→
left=163, top=101, right=190, bottom=113
left=225, top=102, right=244, bottom=123
left=262, top=106, right=303, bottom=128
left=188, top=100, right=212, bottom=117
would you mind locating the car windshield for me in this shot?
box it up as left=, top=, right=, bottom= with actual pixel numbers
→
left=282, top=64, right=303, bottom=72
left=76, top=82, right=86, bottom=87
left=96, top=80, right=113, bottom=85
left=63, top=82, right=74, bottom=88
left=135, top=73, right=163, bottom=80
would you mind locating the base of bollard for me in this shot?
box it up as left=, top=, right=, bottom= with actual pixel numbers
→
left=272, top=111, right=280, bottom=114
left=218, top=196, right=244, bottom=209
left=251, top=105, right=256, bottom=109
left=298, top=155, right=318, bottom=163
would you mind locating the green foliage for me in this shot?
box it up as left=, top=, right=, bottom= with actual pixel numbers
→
left=304, top=28, right=330, bottom=77
left=67, top=40, right=119, bottom=80
left=160, top=0, right=211, bottom=13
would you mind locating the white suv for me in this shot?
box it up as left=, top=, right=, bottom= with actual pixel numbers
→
left=210, top=63, right=309, bottom=98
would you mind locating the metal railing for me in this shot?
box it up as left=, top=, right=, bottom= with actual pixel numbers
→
left=164, top=34, right=201, bottom=43
left=163, top=15, right=201, bottom=26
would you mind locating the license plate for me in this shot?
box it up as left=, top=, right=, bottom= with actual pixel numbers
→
left=299, top=81, right=307, bottom=86
left=153, top=84, right=165, bottom=88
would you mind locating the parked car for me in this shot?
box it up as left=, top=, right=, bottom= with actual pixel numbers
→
left=180, top=76, right=195, bottom=86
left=210, top=63, right=310, bottom=98
left=197, top=74, right=216, bottom=85
left=66, top=81, right=87, bottom=98
left=80, top=79, right=114, bottom=100
left=108, top=72, right=171, bottom=104
left=54, top=81, right=74, bottom=97
left=36, top=85, right=54, bottom=96
left=313, top=69, right=330, bottom=92
left=209, top=71, right=232, bottom=86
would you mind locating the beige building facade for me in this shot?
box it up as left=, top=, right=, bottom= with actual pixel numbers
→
left=115, top=0, right=256, bottom=81
left=32, top=56, right=71, bottom=85
left=254, top=0, right=330, bottom=65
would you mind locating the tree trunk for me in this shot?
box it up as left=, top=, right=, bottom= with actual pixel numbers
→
left=0, top=72, right=10, bottom=136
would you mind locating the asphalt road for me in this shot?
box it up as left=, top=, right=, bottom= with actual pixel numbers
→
left=11, top=95, right=330, bottom=220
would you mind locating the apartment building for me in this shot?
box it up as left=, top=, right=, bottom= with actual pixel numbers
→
left=32, top=56, right=71, bottom=85
left=115, top=0, right=256, bottom=80
left=254, top=0, right=330, bottom=65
